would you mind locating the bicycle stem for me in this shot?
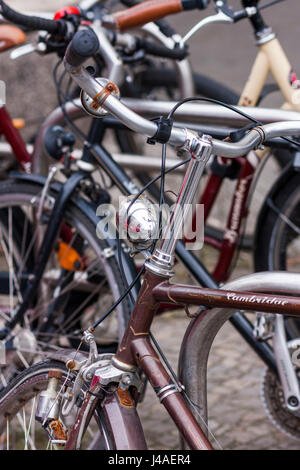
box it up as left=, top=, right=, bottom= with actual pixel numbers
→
left=146, top=134, right=213, bottom=277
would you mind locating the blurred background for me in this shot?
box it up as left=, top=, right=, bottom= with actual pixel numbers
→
left=2, top=0, right=299, bottom=119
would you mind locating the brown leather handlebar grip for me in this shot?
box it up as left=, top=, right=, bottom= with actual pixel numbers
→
left=113, top=0, right=183, bottom=32
left=0, top=25, right=26, bottom=52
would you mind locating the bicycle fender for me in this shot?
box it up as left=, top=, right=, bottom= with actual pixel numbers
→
left=253, top=162, right=299, bottom=253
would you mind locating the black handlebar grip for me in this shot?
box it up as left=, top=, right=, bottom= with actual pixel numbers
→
left=182, top=0, right=210, bottom=9
left=65, top=28, right=100, bottom=67
left=140, top=38, right=188, bottom=60
left=242, top=0, right=260, bottom=7
left=0, top=0, right=64, bottom=34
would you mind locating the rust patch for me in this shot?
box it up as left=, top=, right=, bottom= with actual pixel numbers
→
left=66, top=360, right=76, bottom=370
left=48, top=370, right=63, bottom=380
left=167, top=284, right=181, bottom=304
left=240, top=96, right=253, bottom=106
left=137, top=278, right=150, bottom=305
left=138, top=354, right=160, bottom=364
left=92, top=81, right=119, bottom=111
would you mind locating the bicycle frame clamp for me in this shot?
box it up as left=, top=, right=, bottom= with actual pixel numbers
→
left=156, top=383, right=183, bottom=403
left=147, top=116, right=173, bottom=145
left=81, top=78, right=120, bottom=117
left=251, top=126, right=266, bottom=148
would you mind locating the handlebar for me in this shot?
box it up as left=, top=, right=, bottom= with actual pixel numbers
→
left=64, top=28, right=300, bottom=157
left=120, top=0, right=178, bottom=37
left=0, top=0, right=66, bottom=35
left=134, top=37, right=188, bottom=60
left=110, top=0, right=210, bottom=32
left=65, top=28, right=99, bottom=67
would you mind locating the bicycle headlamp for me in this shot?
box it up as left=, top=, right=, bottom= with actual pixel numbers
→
left=118, top=196, right=159, bottom=251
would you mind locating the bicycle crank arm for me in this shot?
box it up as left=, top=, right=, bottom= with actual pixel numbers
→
left=273, top=315, right=300, bottom=414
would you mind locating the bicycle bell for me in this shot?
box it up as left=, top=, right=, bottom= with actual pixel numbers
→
left=118, top=196, right=159, bottom=250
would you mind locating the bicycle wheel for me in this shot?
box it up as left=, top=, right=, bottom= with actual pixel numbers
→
left=0, top=359, right=114, bottom=450
left=0, top=179, right=131, bottom=383
left=253, top=172, right=300, bottom=438
left=254, top=171, right=300, bottom=332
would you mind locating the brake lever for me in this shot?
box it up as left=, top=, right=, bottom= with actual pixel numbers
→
left=182, top=1, right=257, bottom=44
left=182, top=9, right=233, bottom=44
left=10, top=43, right=37, bottom=60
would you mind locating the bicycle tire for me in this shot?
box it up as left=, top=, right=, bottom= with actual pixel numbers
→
left=0, top=179, right=132, bottom=379
left=254, top=172, right=300, bottom=336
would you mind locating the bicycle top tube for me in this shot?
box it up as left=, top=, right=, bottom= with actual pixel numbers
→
left=64, top=28, right=300, bottom=159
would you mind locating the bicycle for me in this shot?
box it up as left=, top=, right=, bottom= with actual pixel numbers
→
left=2, top=29, right=300, bottom=449
left=2, top=0, right=298, bottom=436
left=0, top=0, right=300, bottom=439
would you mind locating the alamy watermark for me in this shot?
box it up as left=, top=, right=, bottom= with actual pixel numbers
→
left=96, top=198, right=205, bottom=251
left=0, top=80, right=6, bottom=106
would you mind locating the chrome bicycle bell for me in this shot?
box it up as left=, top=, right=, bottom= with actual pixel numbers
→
left=118, top=196, right=159, bottom=250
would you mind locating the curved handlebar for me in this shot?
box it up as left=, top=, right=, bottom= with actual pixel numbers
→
left=112, top=0, right=210, bottom=32
left=64, top=28, right=300, bottom=158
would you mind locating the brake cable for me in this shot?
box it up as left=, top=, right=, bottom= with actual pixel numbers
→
left=258, top=0, right=285, bottom=12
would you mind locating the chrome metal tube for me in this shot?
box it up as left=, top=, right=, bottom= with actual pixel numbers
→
left=64, top=63, right=187, bottom=148
left=142, top=22, right=195, bottom=98
left=93, top=22, right=124, bottom=85
left=211, top=121, right=300, bottom=157
left=65, top=63, right=300, bottom=156
left=112, top=153, right=186, bottom=173
left=122, top=98, right=300, bottom=127
left=159, top=136, right=212, bottom=255
left=145, top=135, right=213, bottom=277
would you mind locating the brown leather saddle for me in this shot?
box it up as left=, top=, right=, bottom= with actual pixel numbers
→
left=0, top=24, right=26, bottom=52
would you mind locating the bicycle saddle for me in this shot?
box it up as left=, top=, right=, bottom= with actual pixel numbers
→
left=0, top=24, right=26, bottom=52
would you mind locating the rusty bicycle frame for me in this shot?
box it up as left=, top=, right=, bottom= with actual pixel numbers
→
left=94, top=270, right=300, bottom=450
left=61, top=22, right=300, bottom=445
left=64, top=245, right=300, bottom=449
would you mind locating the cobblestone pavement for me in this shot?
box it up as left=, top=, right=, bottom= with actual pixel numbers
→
left=4, top=0, right=300, bottom=451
